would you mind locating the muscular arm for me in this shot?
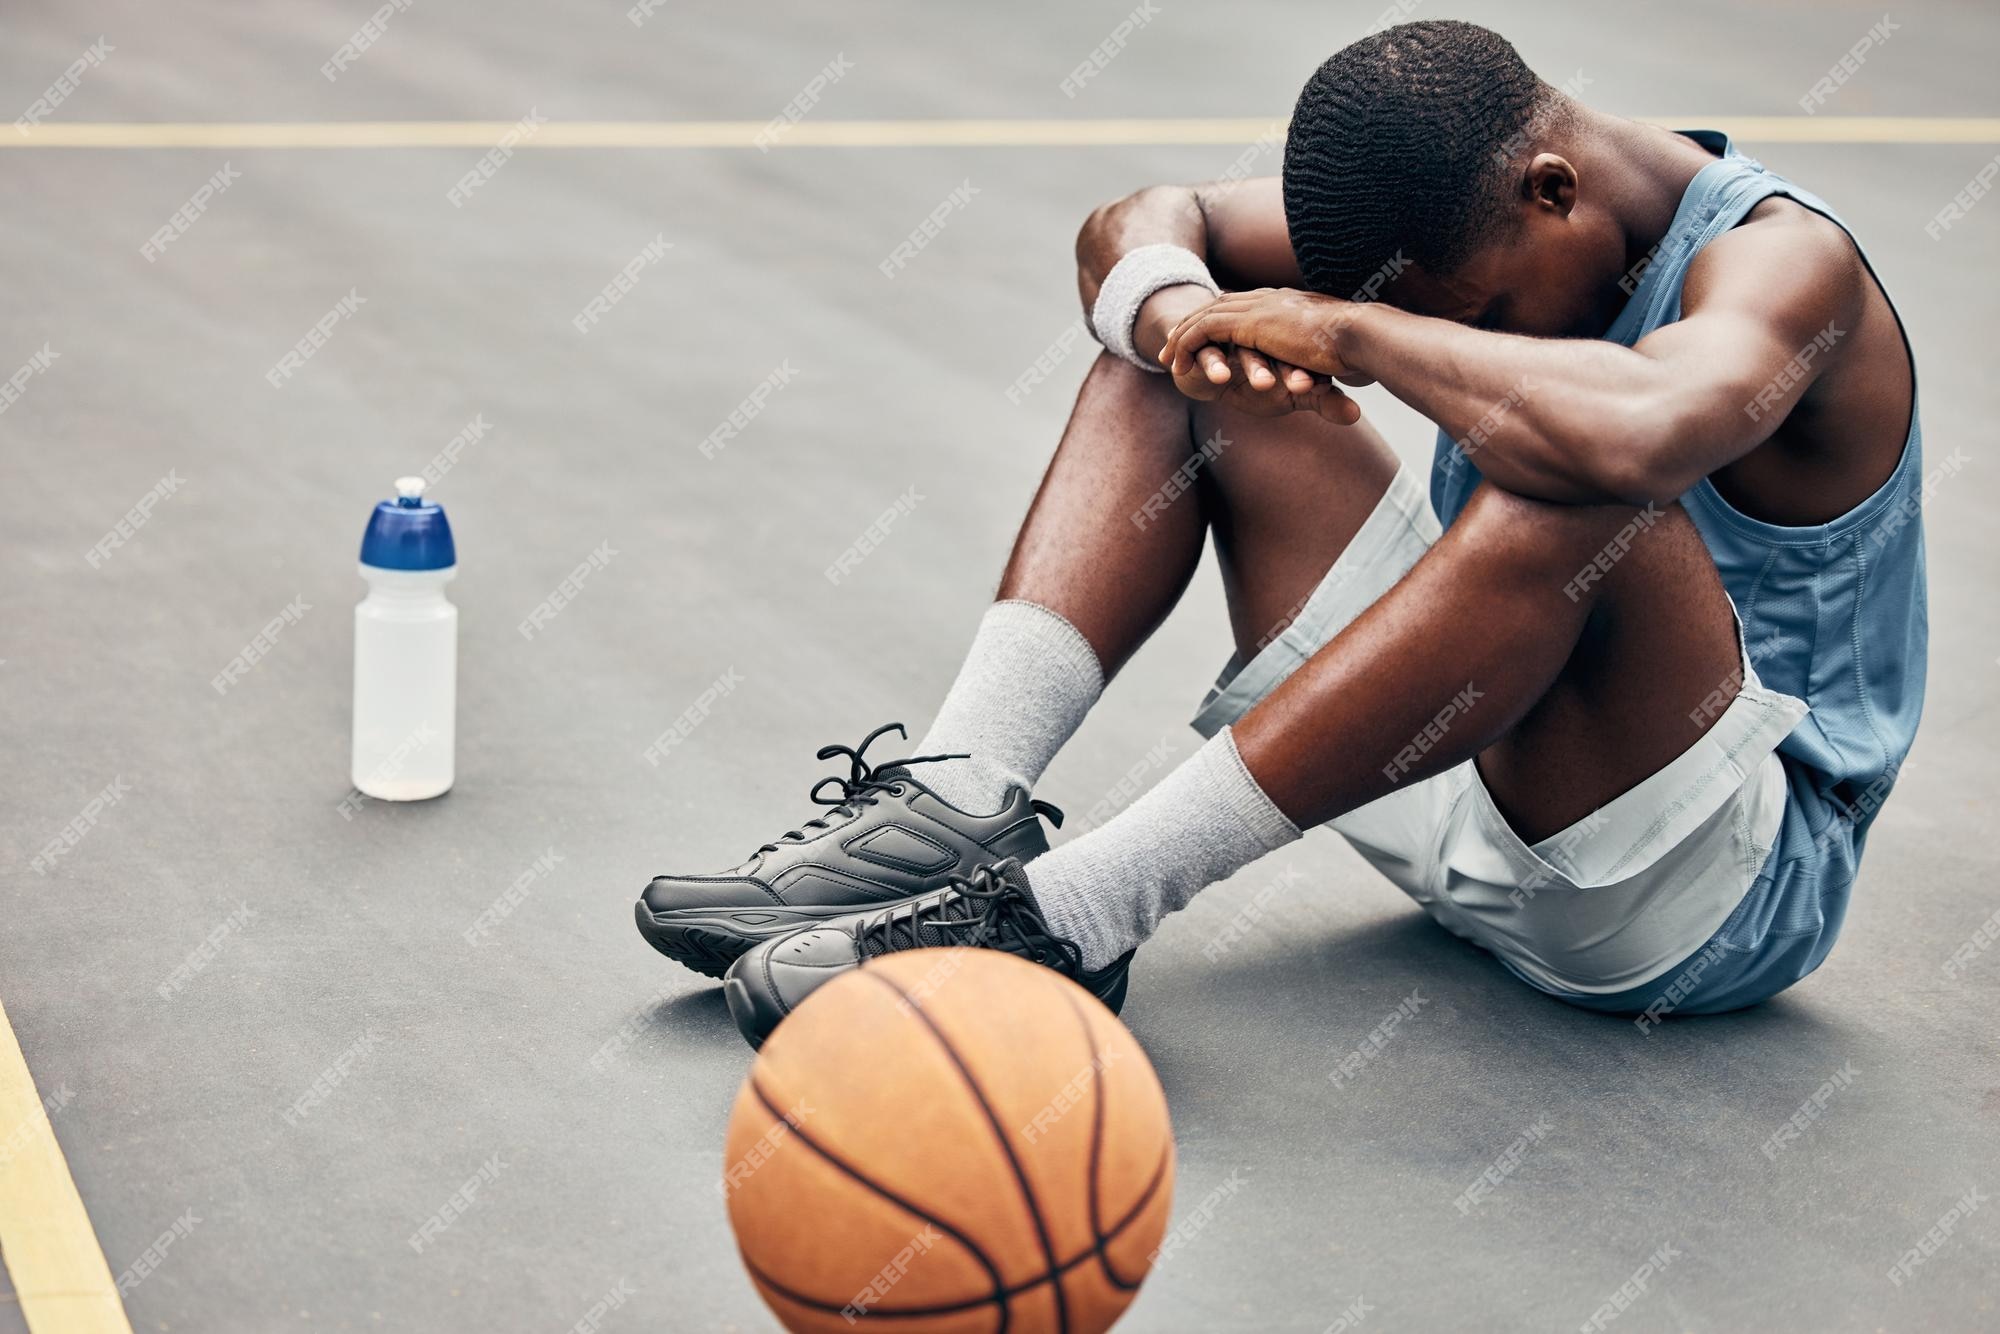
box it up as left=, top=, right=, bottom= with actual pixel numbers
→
left=1077, top=175, right=1301, bottom=304
left=1165, top=209, right=1875, bottom=505
left=1343, top=218, right=1864, bottom=502
left=1075, top=176, right=1301, bottom=363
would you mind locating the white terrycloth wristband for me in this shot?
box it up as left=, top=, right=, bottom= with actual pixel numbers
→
left=1089, top=244, right=1220, bottom=372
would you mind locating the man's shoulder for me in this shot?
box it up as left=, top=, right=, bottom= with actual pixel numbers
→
left=1684, top=195, right=1864, bottom=316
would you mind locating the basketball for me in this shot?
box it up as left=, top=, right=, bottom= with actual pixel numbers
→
left=721, top=948, right=1176, bottom=1332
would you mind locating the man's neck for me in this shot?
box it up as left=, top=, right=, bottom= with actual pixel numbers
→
left=1576, top=113, right=1720, bottom=289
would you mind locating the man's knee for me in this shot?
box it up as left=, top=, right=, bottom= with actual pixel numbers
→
left=1188, top=391, right=1401, bottom=494
left=1465, top=485, right=1739, bottom=838
left=1079, top=348, right=1182, bottom=411
left=1462, top=480, right=1739, bottom=738
left=1059, top=351, right=1196, bottom=461
left=1452, top=481, right=1697, bottom=606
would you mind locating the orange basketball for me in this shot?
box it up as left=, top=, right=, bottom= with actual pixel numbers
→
left=721, top=948, right=1176, bottom=1333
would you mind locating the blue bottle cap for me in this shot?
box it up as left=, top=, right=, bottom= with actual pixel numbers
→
left=360, top=476, right=456, bottom=570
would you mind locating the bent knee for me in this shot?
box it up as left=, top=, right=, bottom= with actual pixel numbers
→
left=1079, top=348, right=1182, bottom=408
left=1453, top=481, right=1707, bottom=602
left=1055, top=350, right=1199, bottom=465
left=1188, top=395, right=1401, bottom=488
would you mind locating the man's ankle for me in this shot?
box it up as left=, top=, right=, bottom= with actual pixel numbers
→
left=915, top=754, right=1027, bottom=817
left=911, top=600, right=1105, bottom=813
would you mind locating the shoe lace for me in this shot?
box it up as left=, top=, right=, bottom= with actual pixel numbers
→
left=857, top=860, right=1085, bottom=976
left=755, top=722, right=968, bottom=855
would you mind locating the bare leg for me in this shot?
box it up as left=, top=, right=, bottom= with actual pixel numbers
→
left=1191, top=397, right=1401, bottom=662
left=997, top=352, right=1399, bottom=675
left=919, top=360, right=1745, bottom=984
left=994, top=351, right=1739, bottom=845
left=991, top=464, right=1744, bottom=975
left=1233, top=484, right=1741, bottom=843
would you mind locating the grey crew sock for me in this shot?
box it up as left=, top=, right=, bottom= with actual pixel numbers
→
left=913, top=600, right=1106, bottom=814
left=1024, top=727, right=1300, bottom=971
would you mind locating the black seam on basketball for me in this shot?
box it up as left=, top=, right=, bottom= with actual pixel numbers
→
left=1068, top=989, right=1171, bottom=1294
left=1058, top=985, right=1128, bottom=1293
left=861, top=968, right=1072, bottom=1334
left=739, top=1155, right=1171, bottom=1318
left=1089, top=1142, right=1169, bottom=1292
left=745, top=1075, right=1010, bottom=1317
left=742, top=1254, right=1001, bottom=1322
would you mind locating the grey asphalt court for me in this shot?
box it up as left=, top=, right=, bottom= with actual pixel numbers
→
left=3, top=1, right=1997, bottom=1330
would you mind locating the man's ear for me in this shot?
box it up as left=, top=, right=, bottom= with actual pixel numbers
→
left=1524, top=153, right=1579, bottom=218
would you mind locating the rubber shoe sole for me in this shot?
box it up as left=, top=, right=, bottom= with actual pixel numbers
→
left=633, top=900, right=919, bottom=978
left=723, top=946, right=1137, bottom=1050
left=721, top=973, right=768, bottom=1048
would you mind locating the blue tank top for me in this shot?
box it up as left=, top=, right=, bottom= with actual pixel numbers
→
left=1430, top=130, right=1927, bottom=862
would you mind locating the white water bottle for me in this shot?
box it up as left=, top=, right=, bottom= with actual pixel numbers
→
left=352, top=476, right=457, bottom=801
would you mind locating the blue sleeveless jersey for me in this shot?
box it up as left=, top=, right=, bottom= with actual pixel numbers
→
left=1429, top=131, right=1927, bottom=1009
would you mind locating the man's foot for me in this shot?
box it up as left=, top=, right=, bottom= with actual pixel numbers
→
left=720, top=859, right=1136, bottom=1049
left=635, top=724, right=1062, bottom=978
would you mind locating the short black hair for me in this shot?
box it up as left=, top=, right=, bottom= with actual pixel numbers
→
left=1283, top=20, right=1564, bottom=297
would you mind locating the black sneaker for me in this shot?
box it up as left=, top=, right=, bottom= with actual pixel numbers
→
left=720, top=858, right=1135, bottom=1049
left=635, top=724, right=1062, bottom=978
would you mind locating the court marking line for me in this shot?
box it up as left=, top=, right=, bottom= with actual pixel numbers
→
left=0, top=998, right=133, bottom=1334
left=5, top=116, right=1999, bottom=148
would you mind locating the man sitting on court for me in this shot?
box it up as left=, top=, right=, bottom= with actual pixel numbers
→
left=636, top=20, right=1925, bottom=1047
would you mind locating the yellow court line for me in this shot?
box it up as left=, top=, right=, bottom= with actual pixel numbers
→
left=6, top=116, right=2000, bottom=149
left=0, top=999, right=132, bottom=1334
